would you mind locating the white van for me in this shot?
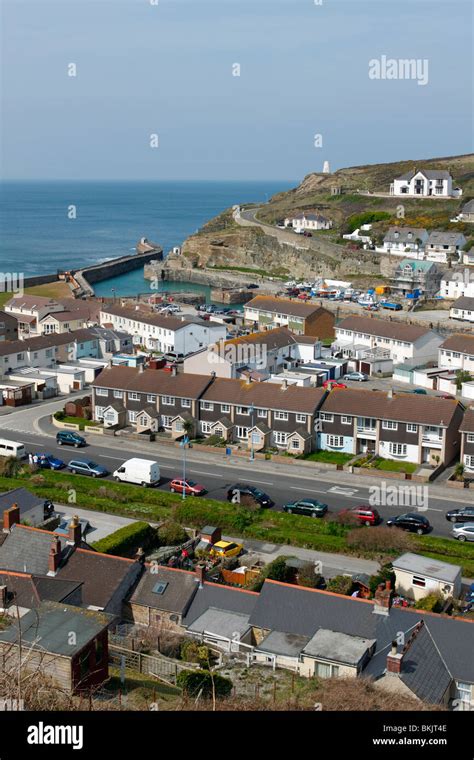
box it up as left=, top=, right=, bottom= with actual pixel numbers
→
left=0, top=439, right=27, bottom=459
left=113, top=458, right=161, bottom=487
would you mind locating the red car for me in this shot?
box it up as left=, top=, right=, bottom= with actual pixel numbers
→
left=323, top=380, right=347, bottom=390
left=343, top=506, right=381, bottom=526
left=169, top=478, right=206, bottom=496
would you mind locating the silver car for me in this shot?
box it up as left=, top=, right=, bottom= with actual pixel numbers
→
left=452, top=522, right=474, bottom=542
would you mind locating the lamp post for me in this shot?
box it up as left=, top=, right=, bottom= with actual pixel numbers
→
left=180, top=434, right=189, bottom=500
left=249, top=403, right=255, bottom=462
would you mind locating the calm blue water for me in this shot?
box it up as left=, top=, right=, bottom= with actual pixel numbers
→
left=0, top=181, right=294, bottom=296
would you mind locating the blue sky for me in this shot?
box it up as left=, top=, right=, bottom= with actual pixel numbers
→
left=1, top=0, right=472, bottom=180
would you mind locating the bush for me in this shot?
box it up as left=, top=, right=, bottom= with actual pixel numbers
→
left=368, top=563, right=395, bottom=595
left=0, top=457, right=22, bottom=478
left=326, top=575, right=353, bottom=595
left=91, top=521, right=155, bottom=556
left=250, top=556, right=292, bottom=592
left=157, top=521, right=189, bottom=546
left=177, top=669, right=233, bottom=699
left=414, top=593, right=444, bottom=613
left=54, top=410, right=65, bottom=421
left=346, top=526, right=412, bottom=554
left=180, top=641, right=214, bottom=668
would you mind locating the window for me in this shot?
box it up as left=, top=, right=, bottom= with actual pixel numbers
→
left=464, top=454, right=474, bottom=469
left=341, top=416, right=352, bottom=425
left=455, top=682, right=473, bottom=708
left=467, top=434, right=474, bottom=443
left=291, top=438, right=300, bottom=450
left=162, top=396, right=175, bottom=405
left=201, top=421, right=212, bottom=434
left=114, top=390, right=123, bottom=399
left=257, top=409, right=267, bottom=418
left=128, top=411, right=137, bottom=423
left=274, top=411, right=288, bottom=421
left=147, top=394, right=156, bottom=403
left=175, top=421, right=184, bottom=433
left=320, top=413, right=334, bottom=422
left=200, top=401, right=214, bottom=411
left=273, top=431, right=288, bottom=445
left=236, top=426, right=249, bottom=439
left=327, top=435, right=344, bottom=448
left=128, top=392, right=138, bottom=400
left=296, top=414, right=307, bottom=423
left=389, top=442, right=407, bottom=457
left=382, top=420, right=398, bottom=430
left=315, top=662, right=340, bottom=678
left=237, top=406, right=250, bottom=415
left=407, top=423, right=418, bottom=433
left=96, top=388, right=108, bottom=397
left=95, top=406, right=106, bottom=420
left=182, top=398, right=191, bottom=408
left=220, top=404, right=230, bottom=413
left=412, top=575, right=426, bottom=588
left=161, top=415, right=172, bottom=428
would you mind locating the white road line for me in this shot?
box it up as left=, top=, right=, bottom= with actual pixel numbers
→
left=245, top=479, right=273, bottom=485
left=290, top=487, right=330, bottom=494
left=188, top=470, right=223, bottom=477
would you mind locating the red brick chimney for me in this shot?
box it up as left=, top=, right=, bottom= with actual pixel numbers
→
left=48, top=537, right=61, bottom=575
left=3, top=504, right=20, bottom=533
left=374, top=581, right=392, bottom=610
left=195, top=564, right=206, bottom=586
left=0, top=584, right=7, bottom=609
left=387, top=621, right=425, bottom=676
left=67, top=515, right=81, bottom=546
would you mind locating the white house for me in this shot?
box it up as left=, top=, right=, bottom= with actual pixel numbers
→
left=440, top=271, right=474, bottom=301
left=439, top=334, right=474, bottom=372
left=463, top=248, right=474, bottom=266
left=99, top=305, right=226, bottom=355
left=390, top=169, right=454, bottom=198
left=333, top=316, right=443, bottom=366
left=4, top=296, right=64, bottom=337
left=459, top=200, right=474, bottom=223
left=284, top=212, right=332, bottom=231
left=450, top=297, right=474, bottom=323
left=425, top=231, right=466, bottom=264
left=392, top=553, right=462, bottom=602
left=378, top=227, right=428, bottom=257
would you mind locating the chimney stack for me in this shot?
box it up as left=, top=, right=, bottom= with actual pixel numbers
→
left=282, top=378, right=288, bottom=390
left=373, top=581, right=392, bottom=614
left=171, top=365, right=178, bottom=377
left=47, top=537, right=61, bottom=576
left=0, top=585, right=7, bottom=610
left=3, top=504, right=20, bottom=533
left=195, top=564, right=206, bottom=587
left=386, top=640, right=403, bottom=674
left=138, top=362, right=145, bottom=373
left=67, top=515, right=81, bottom=546
left=135, top=547, right=145, bottom=564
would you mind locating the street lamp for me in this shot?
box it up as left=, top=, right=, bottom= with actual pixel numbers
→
left=180, top=434, right=189, bottom=500
left=249, top=403, right=255, bottom=462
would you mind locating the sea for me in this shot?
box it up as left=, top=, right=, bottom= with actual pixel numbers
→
left=0, top=180, right=294, bottom=299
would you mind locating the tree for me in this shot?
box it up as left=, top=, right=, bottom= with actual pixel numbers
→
left=157, top=521, right=189, bottom=546
left=250, top=556, right=292, bottom=592
left=455, top=369, right=472, bottom=391
left=326, top=575, right=353, bottom=595
left=182, top=418, right=194, bottom=438
left=454, top=462, right=465, bottom=482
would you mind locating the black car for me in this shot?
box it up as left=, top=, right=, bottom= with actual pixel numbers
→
left=386, top=512, right=431, bottom=535
left=283, top=499, right=328, bottom=518
left=445, top=507, right=474, bottom=523
left=246, top=283, right=259, bottom=289
left=227, top=484, right=274, bottom=508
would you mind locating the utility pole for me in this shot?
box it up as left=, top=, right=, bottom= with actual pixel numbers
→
left=181, top=434, right=189, bottom=499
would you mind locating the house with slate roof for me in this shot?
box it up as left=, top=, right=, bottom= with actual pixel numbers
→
left=390, top=168, right=454, bottom=198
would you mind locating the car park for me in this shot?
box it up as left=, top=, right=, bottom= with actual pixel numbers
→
left=56, top=431, right=86, bottom=448
left=343, top=372, right=369, bottom=382
left=36, top=453, right=65, bottom=470
left=386, top=513, right=430, bottom=534
left=169, top=478, right=206, bottom=496
left=227, top=484, right=274, bottom=508
left=445, top=507, right=474, bottom=523
left=341, top=506, right=381, bottom=526
left=67, top=460, right=109, bottom=478
left=282, top=499, right=328, bottom=517
left=210, top=541, right=243, bottom=558
left=452, top=523, right=474, bottom=542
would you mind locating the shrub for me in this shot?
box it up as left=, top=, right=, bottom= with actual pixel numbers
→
left=180, top=641, right=214, bottom=668
left=177, top=669, right=233, bottom=699
left=0, top=457, right=22, bottom=478
left=91, top=521, right=155, bottom=556
left=346, top=526, right=412, bottom=554
left=29, top=474, right=46, bottom=486
left=368, top=563, right=395, bottom=595
left=54, top=410, right=65, bottom=421
left=250, top=556, right=292, bottom=592
left=326, top=575, right=353, bottom=595
left=414, top=593, right=444, bottom=613
left=157, top=521, right=189, bottom=546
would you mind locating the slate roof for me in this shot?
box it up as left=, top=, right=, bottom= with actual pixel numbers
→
left=200, top=377, right=326, bottom=414
left=255, top=630, right=310, bottom=657
left=319, top=387, right=460, bottom=427
left=56, top=549, right=138, bottom=609
left=187, top=608, right=251, bottom=639
left=0, top=328, right=98, bottom=358
left=440, top=333, right=474, bottom=354
left=383, top=227, right=427, bottom=244
left=250, top=581, right=474, bottom=688
left=245, top=296, right=330, bottom=319
left=0, top=601, right=112, bottom=656
left=100, top=304, right=211, bottom=332
left=0, top=570, right=82, bottom=609
left=398, top=625, right=453, bottom=704
left=336, top=315, right=430, bottom=343
left=395, top=169, right=451, bottom=181
left=0, top=524, right=71, bottom=575
left=426, top=231, right=465, bottom=246
left=129, top=566, right=198, bottom=614
left=462, top=200, right=474, bottom=213
left=0, top=487, right=44, bottom=518
left=92, top=366, right=213, bottom=399
left=451, top=296, right=474, bottom=311
left=182, top=582, right=258, bottom=628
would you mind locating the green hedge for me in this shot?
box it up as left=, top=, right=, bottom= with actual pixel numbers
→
left=91, top=521, right=155, bottom=556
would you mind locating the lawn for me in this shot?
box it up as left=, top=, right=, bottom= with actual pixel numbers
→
left=303, top=450, right=353, bottom=465
left=55, top=414, right=100, bottom=429
left=0, top=281, right=73, bottom=309
left=374, top=459, right=418, bottom=474
left=106, top=666, right=181, bottom=709
left=1, top=468, right=474, bottom=576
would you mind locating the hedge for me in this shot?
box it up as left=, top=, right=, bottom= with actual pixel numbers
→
left=91, top=521, right=155, bottom=556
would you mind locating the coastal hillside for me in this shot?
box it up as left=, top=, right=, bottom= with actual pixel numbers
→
left=177, top=154, right=474, bottom=280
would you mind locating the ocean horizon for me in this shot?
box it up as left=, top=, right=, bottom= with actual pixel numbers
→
left=0, top=179, right=295, bottom=296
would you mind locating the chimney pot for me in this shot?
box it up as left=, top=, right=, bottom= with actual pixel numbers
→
left=195, top=564, right=206, bottom=587
left=48, top=538, right=61, bottom=575
left=135, top=547, right=145, bottom=563
left=67, top=515, right=81, bottom=546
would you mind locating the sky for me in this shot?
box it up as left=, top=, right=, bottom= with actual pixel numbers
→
left=1, top=0, right=473, bottom=181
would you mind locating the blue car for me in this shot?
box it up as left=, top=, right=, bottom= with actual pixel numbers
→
left=36, top=453, right=65, bottom=470
left=67, top=460, right=109, bottom=478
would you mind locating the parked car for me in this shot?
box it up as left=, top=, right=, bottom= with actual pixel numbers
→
left=210, top=541, right=243, bottom=559
left=56, top=431, right=86, bottom=448
left=341, top=506, right=381, bottom=526
left=282, top=499, right=328, bottom=517
left=113, top=458, right=161, bottom=487
left=246, top=284, right=259, bottom=289
left=302, top=231, right=312, bottom=237
left=446, top=507, right=474, bottom=523
left=164, top=352, right=184, bottom=364
left=36, top=453, right=65, bottom=470
left=323, top=380, right=347, bottom=390
left=169, top=478, right=206, bottom=496
left=67, top=460, right=108, bottom=478
left=452, top=523, right=474, bottom=542
left=343, top=372, right=369, bottom=382
left=227, top=484, right=274, bottom=508
left=411, top=388, right=427, bottom=395
left=386, top=513, right=430, bottom=534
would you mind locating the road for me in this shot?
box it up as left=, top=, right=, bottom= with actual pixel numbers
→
left=1, top=420, right=472, bottom=540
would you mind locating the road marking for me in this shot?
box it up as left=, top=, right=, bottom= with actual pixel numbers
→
left=245, top=479, right=273, bottom=485
left=328, top=486, right=358, bottom=497
left=290, top=487, right=330, bottom=495
left=188, top=470, right=223, bottom=477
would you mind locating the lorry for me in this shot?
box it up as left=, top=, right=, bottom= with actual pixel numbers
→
left=381, top=301, right=402, bottom=311
left=113, top=458, right=161, bottom=487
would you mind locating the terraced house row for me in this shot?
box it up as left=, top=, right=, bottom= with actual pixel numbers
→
left=91, top=365, right=471, bottom=465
